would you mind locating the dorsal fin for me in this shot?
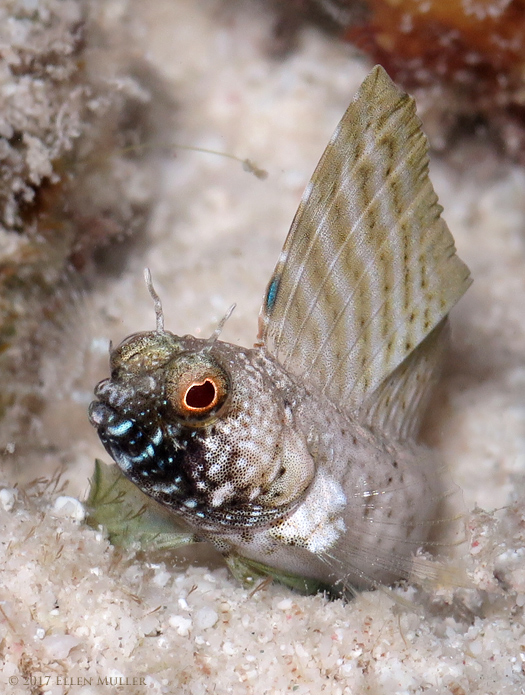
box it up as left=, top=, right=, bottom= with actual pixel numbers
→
left=258, top=65, right=471, bottom=415
left=359, top=319, right=448, bottom=441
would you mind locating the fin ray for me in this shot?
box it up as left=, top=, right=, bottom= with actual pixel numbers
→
left=359, top=320, right=449, bottom=440
left=258, top=65, right=471, bottom=413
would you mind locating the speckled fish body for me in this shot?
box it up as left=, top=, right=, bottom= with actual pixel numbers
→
left=89, top=66, right=471, bottom=596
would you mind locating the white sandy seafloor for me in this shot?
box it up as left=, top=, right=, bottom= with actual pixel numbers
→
left=1, top=0, right=525, bottom=693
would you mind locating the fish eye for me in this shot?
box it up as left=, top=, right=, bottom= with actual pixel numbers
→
left=184, top=378, right=219, bottom=411
left=167, top=355, right=229, bottom=422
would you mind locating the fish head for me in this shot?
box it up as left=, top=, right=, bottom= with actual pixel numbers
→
left=88, top=330, right=315, bottom=534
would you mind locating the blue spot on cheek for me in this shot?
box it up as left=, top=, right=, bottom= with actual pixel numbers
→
left=107, top=420, right=133, bottom=437
left=265, top=276, right=280, bottom=312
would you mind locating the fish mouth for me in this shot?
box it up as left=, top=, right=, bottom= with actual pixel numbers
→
left=88, top=398, right=160, bottom=474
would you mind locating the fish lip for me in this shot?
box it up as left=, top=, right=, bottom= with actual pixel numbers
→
left=94, top=378, right=108, bottom=393
left=88, top=399, right=122, bottom=431
left=87, top=399, right=108, bottom=428
left=92, top=377, right=115, bottom=402
left=91, top=376, right=147, bottom=414
left=88, top=401, right=134, bottom=446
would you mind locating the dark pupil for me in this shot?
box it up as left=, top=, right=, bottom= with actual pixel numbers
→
left=185, top=380, right=216, bottom=409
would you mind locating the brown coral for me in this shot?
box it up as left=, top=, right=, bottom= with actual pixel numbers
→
left=268, top=0, right=525, bottom=159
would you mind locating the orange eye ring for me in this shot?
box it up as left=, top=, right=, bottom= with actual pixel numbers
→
left=183, top=378, right=219, bottom=412
left=167, top=355, right=229, bottom=423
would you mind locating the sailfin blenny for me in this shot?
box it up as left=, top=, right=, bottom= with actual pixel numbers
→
left=88, top=66, right=471, bottom=597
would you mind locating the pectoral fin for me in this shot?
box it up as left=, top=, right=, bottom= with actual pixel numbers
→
left=86, top=459, right=196, bottom=551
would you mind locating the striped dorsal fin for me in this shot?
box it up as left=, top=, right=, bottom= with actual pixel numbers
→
left=258, top=65, right=471, bottom=419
